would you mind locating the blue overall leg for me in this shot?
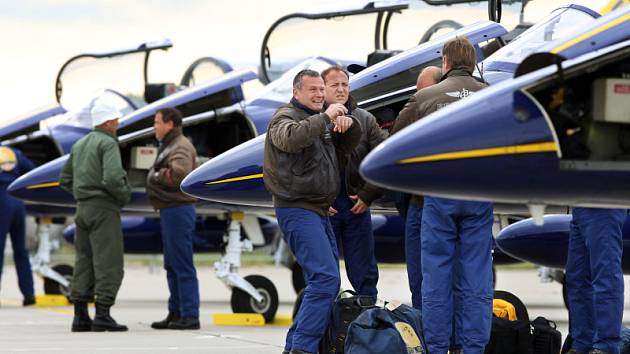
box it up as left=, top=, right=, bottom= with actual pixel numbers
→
left=421, top=198, right=457, bottom=354
left=9, top=198, right=34, bottom=298
left=0, top=195, right=34, bottom=299
left=331, top=195, right=379, bottom=297
left=455, top=201, right=493, bottom=354
left=566, top=208, right=625, bottom=354
left=277, top=208, right=340, bottom=353
left=405, top=205, right=423, bottom=309
left=421, top=197, right=493, bottom=354
left=160, top=205, right=200, bottom=318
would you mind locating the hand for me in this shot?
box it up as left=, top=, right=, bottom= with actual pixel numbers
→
left=333, top=116, right=354, bottom=133
left=324, top=103, right=348, bottom=121
left=328, top=206, right=338, bottom=216
left=349, top=195, right=368, bottom=214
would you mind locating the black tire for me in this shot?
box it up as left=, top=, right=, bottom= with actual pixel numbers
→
left=291, top=262, right=305, bottom=294
left=493, top=289, right=529, bottom=322
left=43, top=264, right=73, bottom=300
left=292, top=288, right=305, bottom=320
left=230, top=275, right=279, bottom=323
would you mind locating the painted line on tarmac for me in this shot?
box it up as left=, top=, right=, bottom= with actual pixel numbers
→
left=1, top=297, right=73, bottom=315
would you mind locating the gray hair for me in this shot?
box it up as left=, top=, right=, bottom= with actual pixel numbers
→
left=293, top=69, right=321, bottom=89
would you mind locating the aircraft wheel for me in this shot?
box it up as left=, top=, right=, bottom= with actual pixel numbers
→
left=230, top=275, right=279, bottom=322
left=43, top=264, right=73, bottom=300
left=291, top=262, right=305, bottom=294
left=292, top=289, right=305, bottom=320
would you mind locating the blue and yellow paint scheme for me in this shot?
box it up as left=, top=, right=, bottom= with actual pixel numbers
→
left=360, top=6, right=630, bottom=209
left=179, top=21, right=509, bottom=208
left=7, top=69, right=261, bottom=214
left=179, top=5, right=613, bottom=209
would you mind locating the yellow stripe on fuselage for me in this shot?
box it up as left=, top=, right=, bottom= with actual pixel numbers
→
left=205, top=173, right=263, bottom=185
left=26, top=181, right=60, bottom=189
left=398, top=142, right=558, bottom=165
left=551, top=13, right=630, bottom=54
left=601, top=0, right=630, bottom=15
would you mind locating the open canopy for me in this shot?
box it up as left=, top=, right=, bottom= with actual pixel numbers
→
left=260, top=0, right=524, bottom=83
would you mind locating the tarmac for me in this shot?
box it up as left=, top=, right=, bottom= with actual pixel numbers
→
left=2, top=263, right=630, bottom=353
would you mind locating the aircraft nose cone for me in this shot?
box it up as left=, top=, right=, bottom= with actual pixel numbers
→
left=361, top=87, right=557, bottom=200
left=7, top=156, right=69, bottom=203
left=181, top=134, right=269, bottom=206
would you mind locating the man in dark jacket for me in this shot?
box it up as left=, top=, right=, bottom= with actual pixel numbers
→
left=264, top=69, right=361, bottom=354
left=322, top=65, right=387, bottom=299
left=147, top=107, right=200, bottom=330
left=60, top=101, right=131, bottom=332
left=390, top=66, right=442, bottom=311
left=413, top=37, right=492, bottom=354
left=0, top=146, right=35, bottom=306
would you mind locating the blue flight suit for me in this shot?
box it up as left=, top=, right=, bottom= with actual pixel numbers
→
left=330, top=173, right=378, bottom=297
left=405, top=204, right=423, bottom=309
left=277, top=207, right=340, bottom=353
left=421, top=197, right=493, bottom=354
left=0, top=147, right=35, bottom=300
left=566, top=207, right=626, bottom=354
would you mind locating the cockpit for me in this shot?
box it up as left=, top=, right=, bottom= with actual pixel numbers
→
left=482, top=5, right=598, bottom=74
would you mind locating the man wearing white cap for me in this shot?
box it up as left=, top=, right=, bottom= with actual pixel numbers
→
left=60, top=101, right=131, bottom=332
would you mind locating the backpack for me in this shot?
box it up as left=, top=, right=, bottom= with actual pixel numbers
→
left=531, top=317, right=561, bottom=354
left=319, top=290, right=378, bottom=354
left=485, top=290, right=533, bottom=354
left=345, top=303, right=426, bottom=354
left=485, top=316, right=533, bottom=354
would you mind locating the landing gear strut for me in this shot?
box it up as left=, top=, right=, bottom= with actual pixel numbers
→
left=215, top=212, right=279, bottom=322
left=30, top=218, right=74, bottom=300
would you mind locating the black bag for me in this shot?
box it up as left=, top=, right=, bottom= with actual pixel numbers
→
left=484, top=316, right=533, bottom=354
left=320, top=290, right=377, bottom=354
left=531, top=317, right=561, bottom=354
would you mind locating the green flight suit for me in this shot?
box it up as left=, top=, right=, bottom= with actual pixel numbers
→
left=59, top=128, right=131, bottom=306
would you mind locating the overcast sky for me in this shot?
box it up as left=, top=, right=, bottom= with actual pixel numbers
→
left=0, top=0, right=615, bottom=122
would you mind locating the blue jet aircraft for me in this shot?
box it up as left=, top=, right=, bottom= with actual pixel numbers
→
left=7, top=0, right=528, bottom=320
left=0, top=39, right=240, bottom=302
left=175, top=6, right=616, bottom=297
left=359, top=6, right=630, bottom=219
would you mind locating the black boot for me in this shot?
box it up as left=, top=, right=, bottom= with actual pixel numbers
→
left=151, top=312, right=180, bottom=329
left=91, top=303, right=128, bottom=332
left=167, top=316, right=200, bottom=330
left=71, top=302, right=92, bottom=332
left=23, top=296, right=36, bottom=306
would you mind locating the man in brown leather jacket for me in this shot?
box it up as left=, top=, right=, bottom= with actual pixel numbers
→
left=322, top=65, right=387, bottom=300
left=147, top=107, right=200, bottom=330
left=264, top=69, right=361, bottom=354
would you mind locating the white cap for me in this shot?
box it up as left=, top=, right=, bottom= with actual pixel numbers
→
left=90, top=102, right=121, bottom=127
